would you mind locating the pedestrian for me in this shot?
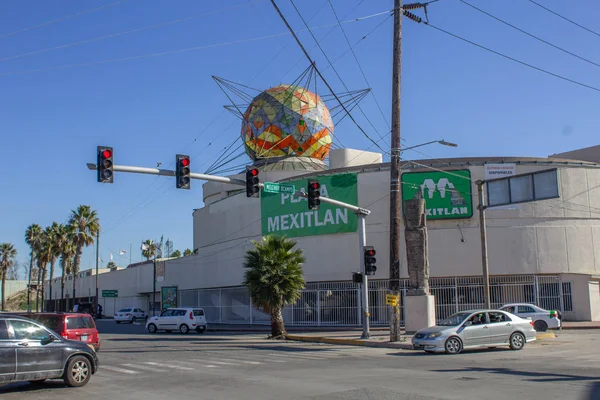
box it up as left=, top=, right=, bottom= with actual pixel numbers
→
left=98, top=304, right=103, bottom=318
left=73, top=302, right=79, bottom=312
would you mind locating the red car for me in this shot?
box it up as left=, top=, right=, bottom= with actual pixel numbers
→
left=16, top=312, right=100, bottom=351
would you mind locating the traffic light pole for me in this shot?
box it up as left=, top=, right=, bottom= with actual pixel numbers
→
left=357, top=214, right=371, bottom=339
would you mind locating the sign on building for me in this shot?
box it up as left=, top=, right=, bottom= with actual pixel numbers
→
left=401, top=170, right=473, bottom=220
left=260, top=173, right=358, bottom=238
left=484, top=163, right=516, bottom=180
left=102, top=290, right=118, bottom=298
left=161, top=286, right=177, bottom=311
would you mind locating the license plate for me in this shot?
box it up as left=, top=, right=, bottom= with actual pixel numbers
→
left=80, top=335, right=88, bottom=341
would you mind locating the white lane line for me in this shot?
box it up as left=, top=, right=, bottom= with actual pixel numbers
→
left=211, top=357, right=262, bottom=365
left=121, top=363, right=162, bottom=372
left=100, top=365, right=140, bottom=374
left=178, top=360, right=219, bottom=368
left=144, top=362, right=194, bottom=371
left=189, top=358, right=238, bottom=366
left=266, top=353, right=331, bottom=360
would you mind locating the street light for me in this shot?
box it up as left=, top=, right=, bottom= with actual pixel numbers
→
left=401, top=139, right=458, bottom=153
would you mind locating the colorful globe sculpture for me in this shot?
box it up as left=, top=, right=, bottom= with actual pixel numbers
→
left=241, top=84, right=333, bottom=161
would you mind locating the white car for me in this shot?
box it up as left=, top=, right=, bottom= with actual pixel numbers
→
left=145, top=307, right=208, bottom=334
left=499, top=303, right=561, bottom=332
left=114, top=307, right=148, bottom=324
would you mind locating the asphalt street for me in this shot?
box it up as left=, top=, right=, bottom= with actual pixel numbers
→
left=1, top=320, right=599, bottom=400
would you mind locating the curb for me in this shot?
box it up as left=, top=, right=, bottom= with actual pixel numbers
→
left=286, top=332, right=557, bottom=350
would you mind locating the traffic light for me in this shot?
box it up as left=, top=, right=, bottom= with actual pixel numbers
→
left=307, top=180, right=321, bottom=210
left=246, top=168, right=259, bottom=197
left=176, top=154, right=191, bottom=189
left=364, top=246, right=377, bottom=275
left=352, top=272, right=364, bottom=284
left=97, top=146, right=113, bottom=183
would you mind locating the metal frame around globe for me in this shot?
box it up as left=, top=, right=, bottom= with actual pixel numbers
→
left=241, top=84, right=334, bottom=161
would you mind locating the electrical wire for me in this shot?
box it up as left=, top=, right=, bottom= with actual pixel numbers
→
left=459, top=0, right=600, bottom=70
left=525, top=0, right=600, bottom=39
left=0, top=0, right=129, bottom=40
left=423, top=22, right=600, bottom=93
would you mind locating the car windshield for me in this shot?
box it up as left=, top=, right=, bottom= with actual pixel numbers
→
left=119, top=308, right=131, bottom=312
left=437, top=312, right=472, bottom=326
left=27, top=315, right=62, bottom=332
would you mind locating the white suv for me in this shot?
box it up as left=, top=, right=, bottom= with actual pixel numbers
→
left=115, top=307, right=148, bottom=323
left=145, top=308, right=208, bottom=334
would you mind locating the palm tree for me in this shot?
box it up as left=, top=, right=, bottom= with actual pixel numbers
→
left=69, top=205, right=100, bottom=311
left=36, top=224, right=59, bottom=311
left=47, top=222, right=61, bottom=310
left=243, top=235, right=306, bottom=338
left=34, top=230, right=51, bottom=312
left=142, top=240, right=157, bottom=261
left=183, top=248, right=193, bottom=256
left=0, top=243, right=17, bottom=311
left=56, top=223, right=75, bottom=311
left=25, top=224, right=43, bottom=312
left=170, top=250, right=182, bottom=258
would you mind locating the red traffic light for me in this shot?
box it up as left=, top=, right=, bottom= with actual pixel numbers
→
left=249, top=168, right=258, bottom=176
left=310, top=182, right=320, bottom=190
left=180, top=157, right=190, bottom=167
left=366, top=249, right=376, bottom=256
left=102, top=149, right=112, bottom=159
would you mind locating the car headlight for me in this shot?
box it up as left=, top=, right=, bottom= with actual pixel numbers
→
left=427, top=332, right=442, bottom=339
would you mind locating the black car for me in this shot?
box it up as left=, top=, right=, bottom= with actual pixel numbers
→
left=0, top=315, right=99, bottom=387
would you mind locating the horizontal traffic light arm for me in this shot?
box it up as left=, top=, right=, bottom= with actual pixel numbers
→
left=86, top=162, right=371, bottom=215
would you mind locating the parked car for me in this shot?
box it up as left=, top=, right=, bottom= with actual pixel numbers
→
left=499, top=303, right=562, bottom=332
left=15, top=312, right=100, bottom=351
left=114, top=307, right=148, bottom=324
left=0, top=315, right=99, bottom=387
left=145, top=308, right=207, bottom=334
left=412, top=309, right=537, bottom=354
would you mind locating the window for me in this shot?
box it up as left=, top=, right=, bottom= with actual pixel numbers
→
left=173, top=310, right=186, bottom=317
left=501, top=306, right=516, bottom=314
left=487, top=169, right=559, bottom=207
left=161, top=310, right=174, bottom=317
left=119, top=308, right=131, bottom=313
left=0, top=320, right=9, bottom=340
left=67, top=316, right=95, bottom=329
left=28, top=315, right=62, bottom=332
left=468, top=313, right=487, bottom=325
left=518, top=305, right=535, bottom=313
left=10, top=320, right=51, bottom=341
left=534, top=170, right=560, bottom=199
left=488, top=179, right=510, bottom=206
left=488, top=312, right=511, bottom=323
left=510, top=175, right=534, bottom=203
left=193, top=309, right=205, bottom=316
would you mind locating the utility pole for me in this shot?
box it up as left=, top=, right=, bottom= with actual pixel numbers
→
left=476, top=180, right=491, bottom=309
left=153, top=257, right=157, bottom=317
left=389, top=0, right=403, bottom=342
left=95, top=228, right=100, bottom=318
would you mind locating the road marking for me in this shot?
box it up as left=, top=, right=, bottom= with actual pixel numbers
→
left=101, top=365, right=140, bottom=374
left=211, top=357, right=262, bottom=365
left=122, top=363, right=164, bottom=372
left=144, top=362, right=195, bottom=371
left=266, top=353, right=332, bottom=360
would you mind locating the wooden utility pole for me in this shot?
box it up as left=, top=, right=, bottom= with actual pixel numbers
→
left=476, top=181, right=491, bottom=309
left=389, top=0, right=403, bottom=342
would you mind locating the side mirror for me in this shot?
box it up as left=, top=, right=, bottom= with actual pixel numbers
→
left=41, top=335, right=57, bottom=345
left=464, top=321, right=472, bottom=327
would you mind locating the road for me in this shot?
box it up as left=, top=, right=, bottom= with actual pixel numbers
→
left=1, top=321, right=599, bottom=400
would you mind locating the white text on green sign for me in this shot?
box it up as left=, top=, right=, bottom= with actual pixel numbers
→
left=263, top=182, right=295, bottom=195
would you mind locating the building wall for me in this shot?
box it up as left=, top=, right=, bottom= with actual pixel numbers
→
left=0, top=280, right=27, bottom=300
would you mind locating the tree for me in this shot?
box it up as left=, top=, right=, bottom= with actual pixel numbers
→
left=34, top=230, right=51, bottom=312
left=56, top=223, right=75, bottom=311
left=0, top=243, right=17, bottom=311
left=46, top=222, right=61, bottom=310
left=141, top=239, right=157, bottom=261
left=25, top=224, right=43, bottom=311
left=106, top=261, right=118, bottom=271
left=69, top=205, right=100, bottom=311
left=243, top=235, right=306, bottom=338
left=183, top=248, right=193, bottom=257
left=170, top=250, right=182, bottom=258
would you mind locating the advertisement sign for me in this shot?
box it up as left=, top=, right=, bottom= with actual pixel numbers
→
left=485, top=163, right=516, bottom=180
left=261, top=173, right=358, bottom=238
left=155, top=260, right=166, bottom=282
left=401, top=170, right=473, bottom=220
left=161, top=286, right=177, bottom=311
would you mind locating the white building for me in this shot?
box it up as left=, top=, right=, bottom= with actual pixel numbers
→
left=46, top=147, right=600, bottom=324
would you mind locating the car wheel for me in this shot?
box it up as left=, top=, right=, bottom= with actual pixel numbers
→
left=63, top=356, right=92, bottom=387
left=29, top=379, right=47, bottom=384
left=509, top=332, right=526, bottom=350
left=196, top=326, right=206, bottom=334
left=444, top=337, right=463, bottom=354
left=533, top=320, right=548, bottom=332
left=132, top=317, right=137, bottom=323
left=147, top=323, right=157, bottom=333
left=180, top=324, right=190, bottom=334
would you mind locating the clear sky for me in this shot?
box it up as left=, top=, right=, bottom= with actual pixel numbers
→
left=2, top=0, right=599, bottom=278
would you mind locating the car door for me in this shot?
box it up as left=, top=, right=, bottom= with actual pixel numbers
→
left=461, top=313, right=491, bottom=347
left=487, top=311, right=514, bottom=344
left=9, top=319, right=64, bottom=382
left=516, top=305, right=536, bottom=320
left=157, top=309, right=174, bottom=329
left=0, top=320, right=16, bottom=384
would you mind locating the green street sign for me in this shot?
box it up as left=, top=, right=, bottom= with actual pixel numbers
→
left=401, top=169, right=473, bottom=220
left=261, top=173, right=358, bottom=238
left=102, top=290, right=118, bottom=298
left=263, top=182, right=295, bottom=195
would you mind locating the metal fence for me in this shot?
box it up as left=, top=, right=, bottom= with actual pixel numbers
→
left=177, top=275, right=572, bottom=327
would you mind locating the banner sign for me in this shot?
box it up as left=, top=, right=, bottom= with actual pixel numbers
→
left=161, top=286, right=178, bottom=311
left=401, top=169, right=473, bottom=220
left=485, top=163, right=516, bottom=180
left=261, top=173, right=358, bottom=238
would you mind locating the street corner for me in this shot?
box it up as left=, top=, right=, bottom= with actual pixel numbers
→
left=285, top=334, right=414, bottom=350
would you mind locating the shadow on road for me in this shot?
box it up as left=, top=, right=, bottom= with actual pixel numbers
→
left=0, top=381, right=66, bottom=394
left=431, top=366, right=600, bottom=383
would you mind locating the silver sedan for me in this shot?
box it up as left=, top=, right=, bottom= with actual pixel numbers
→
left=412, top=309, right=537, bottom=354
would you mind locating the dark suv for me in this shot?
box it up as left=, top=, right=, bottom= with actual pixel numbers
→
left=0, top=315, right=99, bottom=387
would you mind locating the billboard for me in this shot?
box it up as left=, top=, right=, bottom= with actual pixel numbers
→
left=401, top=169, right=473, bottom=220
left=260, top=173, right=358, bottom=238
left=161, top=286, right=178, bottom=311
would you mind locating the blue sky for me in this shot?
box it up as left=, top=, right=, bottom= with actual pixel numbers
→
left=2, top=0, right=599, bottom=277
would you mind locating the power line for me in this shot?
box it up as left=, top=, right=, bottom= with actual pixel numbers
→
left=459, top=0, right=600, bottom=70
left=423, top=22, right=600, bottom=93
left=0, top=0, right=130, bottom=40
left=525, top=0, right=600, bottom=39
left=271, top=0, right=388, bottom=154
